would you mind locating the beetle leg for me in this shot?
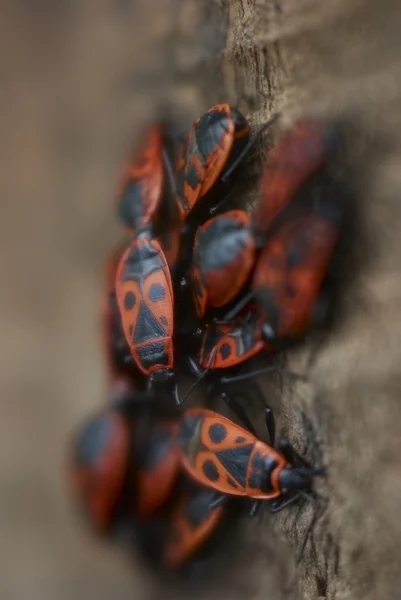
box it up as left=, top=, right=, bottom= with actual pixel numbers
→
left=249, top=500, right=262, bottom=518
left=219, top=365, right=305, bottom=385
left=219, top=391, right=257, bottom=435
left=279, top=440, right=325, bottom=481
left=180, top=349, right=217, bottom=404
left=209, top=493, right=229, bottom=510
left=214, top=310, right=254, bottom=327
left=264, top=407, right=276, bottom=446
left=173, top=383, right=182, bottom=406
left=213, top=318, right=242, bottom=327
left=220, top=114, right=280, bottom=183
left=269, top=493, right=302, bottom=513
left=187, top=356, right=205, bottom=379
left=221, top=290, right=254, bottom=322
left=208, top=187, right=238, bottom=216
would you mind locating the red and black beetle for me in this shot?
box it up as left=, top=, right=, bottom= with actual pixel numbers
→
left=251, top=118, right=332, bottom=243
left=69, top=408, right=131, bottom=535
left=117, top=124, right=174, bottom=234
left=101, top=244, right=139, bottom=398
left=115, top=123, right=181, bottom=398
left=251, top=196, right=343, bottom=343
left=68, top=397, right=182, bottom=535
left=132, top=412, right=181, bottom=519
left=116, top=236, right=176, bottom=395
left=175, top=104, right=251, bottom=222
left=117, top=122, right=181, bottom=268
left=130, top=480, right=231, bottom=574
left=196, top=306, right=267, bottom=372
left=117, top=125, right=164, bottom=232
left=191, top=210, right=257, bottom=319
left=162, top=482, right=227, bottom=570
left=178, top=406, right=323, bottom=515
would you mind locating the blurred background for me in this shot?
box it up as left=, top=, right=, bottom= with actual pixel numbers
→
left=0, top=2, right=193, bottom=599
left=1, top=1, right=401, bottom=599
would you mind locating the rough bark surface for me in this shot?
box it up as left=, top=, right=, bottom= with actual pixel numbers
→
left=1, top=1, right=401, bottom=600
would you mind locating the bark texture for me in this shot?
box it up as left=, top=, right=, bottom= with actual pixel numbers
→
left=1, top=1, right=401, bottom=600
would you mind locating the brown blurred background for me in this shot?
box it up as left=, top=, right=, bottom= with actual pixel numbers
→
left=1, top=1, right=401, bottom=599
left=0, top=2, right=189, bottom=599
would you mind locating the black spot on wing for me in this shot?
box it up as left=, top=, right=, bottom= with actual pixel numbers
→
left=219, top=343, right=231, bottom=360
left=148, top=283, right=166, bottom=302
left=202, top=460, right=219, bottom=482
left=124, top=291, right=136, bottom=310
left=208, top=423, right=227, bottom=444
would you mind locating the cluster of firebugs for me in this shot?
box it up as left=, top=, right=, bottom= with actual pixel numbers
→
left=68, top=104, right=345, bottom=574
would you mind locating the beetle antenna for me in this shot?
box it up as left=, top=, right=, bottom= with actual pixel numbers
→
left=178, top=348, right=217, bottom=404
left=162, top=147, right=177, bottom=196
left=221, top=113, right=280, bottom=183
left=173, top=382, right=181, bottom=406
left=221, top=290, right=254, bottom=322
left=208, top=187, right=238, bottom=216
